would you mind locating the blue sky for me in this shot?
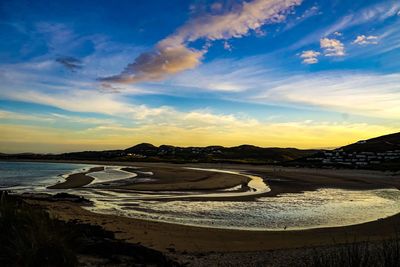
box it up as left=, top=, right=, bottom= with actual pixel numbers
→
left=0, top=0, right=399, bottom=153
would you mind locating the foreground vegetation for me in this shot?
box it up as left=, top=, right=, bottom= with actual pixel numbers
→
left=0, top=191, right=178, bottom=267
left=306, top=238, right=400, bottom=267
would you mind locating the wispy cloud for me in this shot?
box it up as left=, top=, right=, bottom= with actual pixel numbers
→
left=320, top=38, right=345, bottom=56
left=0, top=109, right=114, bottom=126
left=291, top=1, right=400, bottom=50
left=0, top=89, right=130, bottom=115
left=99, top=83, right=122, bottom=94
left=35, top=22, right=77, bottom=51
left=223, top=41, right=232, bottom=51
left=100, top=0, right=302, bottom=84
left=284, top=5, right=321, bottom=31
left=299, top=50, right=320, bottom=64
left=168, top=56, right=280, bottom=92
left=0, top=110, right=55, bottom=122
left=0, top=83, right=251, bottom=127
left=56, top=56, right=83, bottom=72
left=323, top=1, right=400, bottom=37
left=254, top=72, right=400, bottom=119
left=352, top=35, right=379, bottom=45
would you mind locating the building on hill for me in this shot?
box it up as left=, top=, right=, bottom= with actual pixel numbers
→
left=306, top=149, right=400, bottom=168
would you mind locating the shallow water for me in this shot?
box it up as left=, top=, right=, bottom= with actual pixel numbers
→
left=80, top=188, right=400, bottom=230
left=2, top=161, right=400, bottom=230
left=0, top=161, right=94, bottom=190
left=88, top=166, right=137, bottom=184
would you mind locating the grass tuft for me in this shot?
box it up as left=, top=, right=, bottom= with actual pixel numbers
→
left=306, top=237, right=400, bottom=267
left=0, top=191, right=78, bottom=266
left=0, top=191, right=180, bottom=266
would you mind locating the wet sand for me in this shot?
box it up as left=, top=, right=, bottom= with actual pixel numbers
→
left=120, top=166, right=249, bottom=190
left=48, top=164, right=249, bottom=191
left=48, top=166, right=104, bottom=189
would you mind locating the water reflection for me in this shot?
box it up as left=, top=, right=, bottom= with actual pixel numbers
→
left=82, top=188, right=400, bottom=230
left=88, top=166, right=137, bottom=184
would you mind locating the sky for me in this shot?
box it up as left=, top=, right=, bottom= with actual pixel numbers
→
left=0, top=0, right=399, bottom=153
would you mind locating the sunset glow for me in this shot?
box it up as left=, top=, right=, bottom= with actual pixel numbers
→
left=1, top=0, right=399, bottom=152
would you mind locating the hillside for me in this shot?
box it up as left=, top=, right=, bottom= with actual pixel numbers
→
left=124, top=143, right=318, bottom=163
left=0, top=144, right=319, bottom=164
left=340, top=132, right=400, bottom=153
left=291, top=132, right=400, bottom=170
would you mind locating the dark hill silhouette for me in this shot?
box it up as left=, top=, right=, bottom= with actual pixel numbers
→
left=0, top=143, right=318, bottom=164
left=339, top=132, right=400, bottom=153
left=125, top=143, right=157, bottom=152
left=122, top=143, right=318, bottom=163
left=290, top=132, right=400, bottom=170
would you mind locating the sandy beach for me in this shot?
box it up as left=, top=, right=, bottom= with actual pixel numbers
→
left=27, top=198, right=400, bottom=252
left=119, top=166, right=249, bottom=191
left=27, top=197, right=400, bottom=266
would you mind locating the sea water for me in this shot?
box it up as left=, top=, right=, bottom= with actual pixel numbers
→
left=0, top=161, right=93, bottom=190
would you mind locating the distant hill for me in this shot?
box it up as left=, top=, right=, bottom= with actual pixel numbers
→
left=290, top=132, right=400, bottom=170
left=339, top=132, right=400, bottom=153
left=0, top=143, right=319, bottom=164
left=3, top=132, right=398, bottom=168
left=123, top=143, right=318, bottom=163
left=125, top=143, right=158, bottom=155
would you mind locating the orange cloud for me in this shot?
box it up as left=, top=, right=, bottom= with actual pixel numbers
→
left=101, top=0, right=302, bottom=84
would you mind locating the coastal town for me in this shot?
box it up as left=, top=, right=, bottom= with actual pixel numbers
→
left=307, top=148, right=400, bottom=167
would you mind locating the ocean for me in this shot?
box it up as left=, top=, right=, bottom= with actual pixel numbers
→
left=0, top=161, right=93, bottom=190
